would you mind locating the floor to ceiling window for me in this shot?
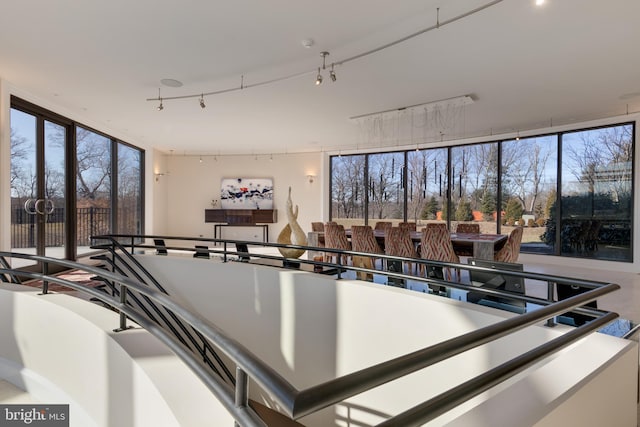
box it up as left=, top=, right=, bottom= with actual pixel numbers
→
left=75, top=126, right=112, bottom=254
left=367, top=152, right=405, bottom=223
left=10, top=96, right=145, bottom=262
left=557, top=124, right=633, bottom=261
left=330, top=154, right=365, bottom=226
left=329, top=121, right=634, bottom=262
left=406, top=148, right=447, bottom=224
left=451, top=143, right=498, bottom=230
left=502, top=135, right=558, bottom=254
left=117, top=142, right=144, bottom=236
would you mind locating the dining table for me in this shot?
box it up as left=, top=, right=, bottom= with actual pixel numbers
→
left=307, top=229, right=508, bottom=261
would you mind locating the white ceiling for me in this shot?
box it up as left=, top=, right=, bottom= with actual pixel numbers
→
left=1, top=0, right=639, bottom=156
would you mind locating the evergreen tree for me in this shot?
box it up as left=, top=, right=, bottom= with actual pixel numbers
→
left=455, top=200, right=474, bottom=221
left=421, top=196, right=439, bottom=220
left=480, top=191, right=496, bottom=221
left=505, top=198, right=524, bottom=223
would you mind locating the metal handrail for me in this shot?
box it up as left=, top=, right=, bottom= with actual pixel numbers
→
left=91, top=237, right=236, bottom=384
left=0, top=240, right=623, bottom=426
left=0, top=252, right=268, bottom=427
left=379, top=311, right=619, bottom=427
left=96, top=233, right=613, bottom=318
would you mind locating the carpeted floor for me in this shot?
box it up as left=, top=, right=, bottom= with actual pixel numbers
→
left=21, top=269, right=106, bottom=294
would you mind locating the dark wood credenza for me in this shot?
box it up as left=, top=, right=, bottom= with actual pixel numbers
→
left=204, top=209, right=277, bottom=242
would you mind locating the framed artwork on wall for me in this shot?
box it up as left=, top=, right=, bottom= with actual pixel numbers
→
left=220, top=178, right=273, bottom=209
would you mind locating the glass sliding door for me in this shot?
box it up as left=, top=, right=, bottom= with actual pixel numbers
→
left=10, top=109, right=38, bottom=266
left=10, top=97, right=145, bottom=263
left=10, top=107, right=69, bottom=266
left=43, top=121, right=67, bottom=259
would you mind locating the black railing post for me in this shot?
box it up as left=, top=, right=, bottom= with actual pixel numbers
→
left=90, top=207, right=95, bottom=242
left=113, top=284, right=133, bottom=332
left=28, top=213, right=35, bottom=248
left=546, top=281, right=556, bottom=327
left=41, top=261, right=49, bottom=295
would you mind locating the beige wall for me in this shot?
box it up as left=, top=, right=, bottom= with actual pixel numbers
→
left=160, top=152, right=325, bottom=241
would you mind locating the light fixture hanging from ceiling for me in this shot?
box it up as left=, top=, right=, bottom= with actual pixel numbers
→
left=147, top=1, right=504, bottom=109
left=329, top=63, right=337, bottom=82
left=199, top=94, right=206, bottom=109
left=157, top=88, right=163, bottom=111
left=315, top=51, right=331, bottom=85
left=352, top=95, right=474, bottom=146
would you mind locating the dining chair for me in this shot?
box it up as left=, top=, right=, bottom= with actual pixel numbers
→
left=385, top=226, right=418, bottom=274
left=351, top=225, right=385, bottom=274
left=494, top=227, right=524, bottom=263
left=154, top=239, right=168, bottom=255
left=374, top=221, right=393, bottom=234
left=309, top=222, right=326, bottom=248
left=426, top=222, right=448, bottom=230
left=193, top=245, right=210, bottom=259
left=323, top=223, right=351, bottom=265
left=419, top=226, right=460, bottom=281
left=585, top=220, right=601, bottom=252
left=454, top=223, right=480, bottom=256
left=455, top=223, right=480, bottom=234
left=398, top=222, right=417, bottom=232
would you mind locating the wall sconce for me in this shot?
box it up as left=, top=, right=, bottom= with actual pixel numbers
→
left=155, top=172, right=168, bottom=182
left=307, top=174, right=316, bottom=183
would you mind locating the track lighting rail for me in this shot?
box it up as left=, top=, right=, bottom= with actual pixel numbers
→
left=147, top=0, right=504, bottom=107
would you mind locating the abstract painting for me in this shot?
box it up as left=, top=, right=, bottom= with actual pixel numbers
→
left=220, top=178, right=273, bottom=209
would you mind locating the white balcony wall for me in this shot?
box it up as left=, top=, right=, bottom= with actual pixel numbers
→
left=136, top=254, right=638, bottom=426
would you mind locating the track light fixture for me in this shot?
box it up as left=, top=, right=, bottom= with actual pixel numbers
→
left=315, top=68, right=323, bottom=85
left=147, top=2, right=503, bottom=108
left=157, top=88, right=164, bottom=111
left=330, top=63, right=337, bottom=82
left=315, top=51, right=331, bottom=85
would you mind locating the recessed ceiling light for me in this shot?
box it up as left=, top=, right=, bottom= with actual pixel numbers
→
left=535, top=0, right=545, bottom=5
left=301, top=38, right=314, bottom=49
left=160, top=78, right=183, bottom=87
